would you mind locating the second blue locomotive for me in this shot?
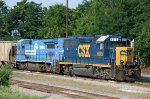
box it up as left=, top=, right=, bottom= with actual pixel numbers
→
left=16, top=38, right=65, bottom=72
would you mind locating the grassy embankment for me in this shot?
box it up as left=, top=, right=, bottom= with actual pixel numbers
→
left=0, top=86, right=38, bottom=99
left=0, top=64, right=38, bottom=99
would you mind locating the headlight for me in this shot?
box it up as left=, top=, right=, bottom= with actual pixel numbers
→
left=134, top=60, right=138, bottom=65
left=120, top=60, right=124, bottom=65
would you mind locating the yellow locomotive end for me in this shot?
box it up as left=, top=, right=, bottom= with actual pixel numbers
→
left=116, top=47, right=134, bottom=66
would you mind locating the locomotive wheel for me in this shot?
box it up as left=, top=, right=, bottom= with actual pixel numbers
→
left=17, top=63, right=27, bottom=70
left=115, top=69, right=125, bottom=81
left=105, top=69, right=111, bottom=80
left=133, top=68, right=141, bottom=80
left=93, top=67, right=100, bottom=78
left=60, top=66, right=65, bottom=74
left=16, top=62, right=20, bottom=69
left=101, top=74, right=106, bottom=80
left=69, top=66, right=74, bottom=77
left=46, top=65, right=51, bottom=72
left=101, top=69, right=111, bottom=80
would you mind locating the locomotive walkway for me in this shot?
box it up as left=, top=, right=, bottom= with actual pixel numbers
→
left=11, top=70, right=150, bottom=99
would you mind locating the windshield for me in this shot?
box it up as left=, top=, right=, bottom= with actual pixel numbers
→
left=120, top=50, right=132, bottom=56
left=109, top=40, right=130, bottom=47
left=104, top=41, right=129, bottom=49
left=111, top=42, right=127, bottom=46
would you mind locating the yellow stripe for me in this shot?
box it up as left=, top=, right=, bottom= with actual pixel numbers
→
left=58, top=62, right=111, bottom=68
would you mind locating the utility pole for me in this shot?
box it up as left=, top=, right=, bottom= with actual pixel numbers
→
left=66, top=0, right=68, bottom=38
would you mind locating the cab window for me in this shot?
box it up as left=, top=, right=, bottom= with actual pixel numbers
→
left=100, top=42, right=103, bottom=50
left=120, top=50, right=132, bottom=56
left=25, top=40, right=32, bottom=44
left=47, top=44, right=55, bottom=49
left=120, top=50, right=127, bottom=56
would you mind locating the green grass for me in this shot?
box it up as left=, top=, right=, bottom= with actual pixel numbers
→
left=0, top=65, right=12, bottom=86
left=0, top=86, right=38, bottom=99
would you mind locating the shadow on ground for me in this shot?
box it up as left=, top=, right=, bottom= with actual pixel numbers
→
left=138, top=75, right=150, bottom=83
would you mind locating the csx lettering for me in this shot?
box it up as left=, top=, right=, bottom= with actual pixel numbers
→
left=78, top=44, right=90, bottom=57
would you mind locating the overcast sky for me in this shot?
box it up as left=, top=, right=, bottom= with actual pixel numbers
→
left=5, top=0, right=84, bottom=8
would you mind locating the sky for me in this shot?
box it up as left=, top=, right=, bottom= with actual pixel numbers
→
left=5, top=0, right=84, bottom=8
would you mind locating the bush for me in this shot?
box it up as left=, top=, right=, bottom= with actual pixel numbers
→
left=0, top=65, right=12, bottom=86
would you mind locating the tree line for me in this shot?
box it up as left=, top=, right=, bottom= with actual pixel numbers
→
left=0, top=0, right=150, bottom=67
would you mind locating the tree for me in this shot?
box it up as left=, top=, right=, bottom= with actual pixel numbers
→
left=74, top=0, right=95, bottom=35
left=74, top=0, right=128, bottom=36
left=0, top=0, right=9, bottom=36
left=38, top=4, right=66, bottom=38
left=8, top=0, right=43, bottom=38
left=135, top=21, right=150, bottom=66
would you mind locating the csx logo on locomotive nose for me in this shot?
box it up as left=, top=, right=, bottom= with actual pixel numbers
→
left=78, top=44, right=90, bottom=57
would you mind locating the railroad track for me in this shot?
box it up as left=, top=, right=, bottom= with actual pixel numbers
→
left=13, top=69, right=150, bottom=87
left=11, top=79, right=117, bottom=99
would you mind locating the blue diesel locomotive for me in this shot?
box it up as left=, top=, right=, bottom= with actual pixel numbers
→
left=16, top=38, right=66, bottom=72
left=16, top=35, right=141, bottom=81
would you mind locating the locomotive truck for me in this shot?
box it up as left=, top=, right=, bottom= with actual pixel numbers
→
left=16, top=35, right=141, bottom=81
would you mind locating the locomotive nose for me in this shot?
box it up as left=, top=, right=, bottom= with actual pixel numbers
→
left=116, top=47, right=134, bottom=66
